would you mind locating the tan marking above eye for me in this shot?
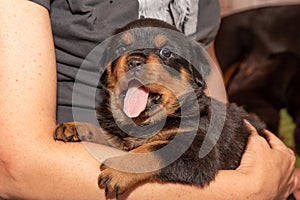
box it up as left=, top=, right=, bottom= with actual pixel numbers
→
left=154, top=34, right=167, bottom=48
left=121, top=32, right=133, bottom=45
left=146, top=54, right=162, bottom=65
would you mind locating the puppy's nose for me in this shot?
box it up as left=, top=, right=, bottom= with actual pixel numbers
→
left=127, top=59, right=144, bottom=70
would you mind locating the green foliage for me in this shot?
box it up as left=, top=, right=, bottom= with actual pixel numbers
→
left=279, top=109, right=299, bottom=167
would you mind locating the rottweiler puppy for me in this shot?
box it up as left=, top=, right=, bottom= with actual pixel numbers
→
left=55, top=18, right=272, bottom=198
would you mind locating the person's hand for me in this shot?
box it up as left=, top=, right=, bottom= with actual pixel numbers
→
left=293, top=169, right=300, bottom=199
left=236, top=120, right=299, bottom=200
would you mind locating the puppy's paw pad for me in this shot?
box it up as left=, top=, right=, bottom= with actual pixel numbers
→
left=54, top=123, right=80, bottom=142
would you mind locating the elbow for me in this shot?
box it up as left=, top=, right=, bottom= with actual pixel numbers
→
left=0, top=153, right=20, bottom=199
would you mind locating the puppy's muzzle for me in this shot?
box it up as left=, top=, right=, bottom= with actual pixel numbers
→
left=128, top=58, right=144, bottom=70
left=126, top=52, right=147, bottom=70
left=127, top=55, right=147, bottom=77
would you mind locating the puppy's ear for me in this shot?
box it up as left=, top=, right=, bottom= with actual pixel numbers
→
left=98, top=64, right=113, bottom=90
left=188, top=64, right=206, bottom=88
left=188, top=41, right=211, bottom=89
left=98, top=68, right=109, bottom=90
left=190, top=41, right=211, bottom=78
left=97, top=45, right=114, bottom=90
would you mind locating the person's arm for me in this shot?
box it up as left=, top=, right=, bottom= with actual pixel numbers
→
left=0, top=1, right=104, bottom=199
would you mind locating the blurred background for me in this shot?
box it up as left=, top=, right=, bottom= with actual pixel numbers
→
left=219, top=0, right=300, bottom=16
left=211, top=0, right=300, bottom=166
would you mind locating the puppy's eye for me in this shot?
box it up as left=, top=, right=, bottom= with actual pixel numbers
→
left=160, top=48, right=171, bottom=58
left=118, top=46, right=127, bottom=54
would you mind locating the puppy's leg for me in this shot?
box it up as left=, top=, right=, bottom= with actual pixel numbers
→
left=54, top=122, right=105, bottom=144
left=98, top=141, right=168, bottom=197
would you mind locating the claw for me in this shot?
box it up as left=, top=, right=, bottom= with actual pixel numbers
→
left=114, top=185, right=119, bottom=199
left=105, top=187, right=108, bottom=197
left=98, top=175, right=111, bottom=188
left=100, top=164, right=107, bottom=171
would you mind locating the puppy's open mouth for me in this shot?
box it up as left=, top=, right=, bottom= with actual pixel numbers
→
left=122, top=79, right=163, bottom=119
left=123, top=80, right=150, bottom=118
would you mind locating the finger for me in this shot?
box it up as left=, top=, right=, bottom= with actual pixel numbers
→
left=281, top=172, right=299, bottom=199
left=295, top=169, right=300, bottom=188
left=289, top=174, right=299, bottom=195
left=238, top=131, right=269, bottom=172
left=282, top=155, right=297, bottom=196
left=263, top=129, right=287, bottom=149
left=288, top=148, right=295, bottom=157
left=244, top=120, right=259, bottom=136
left=244, top=120, right=270, bottom=149
left=294, top=174, right=300, bottom=191
left=290, top=150, right=297, bottom=166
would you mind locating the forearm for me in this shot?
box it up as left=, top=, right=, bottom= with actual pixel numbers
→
left=121, top=170, right=257, bottom=200
left=0, top=0, right=57, bottom=174
left=0, top=1, right=103, bottom=199
left=1, top=143, right=105, bottom=199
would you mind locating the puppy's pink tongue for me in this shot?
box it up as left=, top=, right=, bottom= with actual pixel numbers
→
left=123, top=82, right=149, bottom=118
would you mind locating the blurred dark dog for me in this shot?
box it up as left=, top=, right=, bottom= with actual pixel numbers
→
left=215, top=5, right=300, bottom=154
left=54, top=19, right=268, bottom=198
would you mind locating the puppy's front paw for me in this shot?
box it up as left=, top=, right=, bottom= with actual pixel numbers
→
left=54, top=122, right=81, bottom=142
left=98, top=163, right=134, bottom=198
left=98, top=158, right=157, bottom=198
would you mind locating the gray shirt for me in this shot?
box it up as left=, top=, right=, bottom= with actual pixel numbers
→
left=30, top=0, right=220, bottom=123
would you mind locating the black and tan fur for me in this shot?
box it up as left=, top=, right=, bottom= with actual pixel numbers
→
left=55, top=19, right=269, bottom=198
